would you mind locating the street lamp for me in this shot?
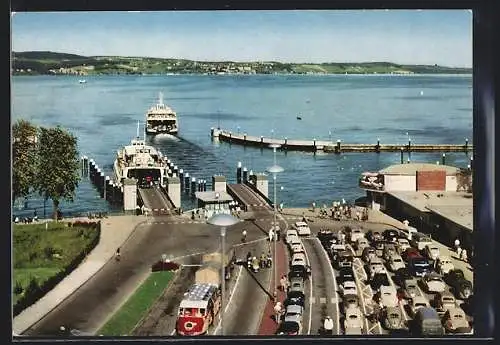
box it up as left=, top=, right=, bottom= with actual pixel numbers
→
left=267, top=143, right=284, bottom=301
left=206, top=213, right=239, bottom=336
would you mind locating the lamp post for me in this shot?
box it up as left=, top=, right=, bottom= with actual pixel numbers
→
left=267, top=144, right=284, bottom=301
left=206, top=213, right=239, bottom=336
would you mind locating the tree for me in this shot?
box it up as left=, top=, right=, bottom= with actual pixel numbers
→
left=12, top=119, right=38, bottom=203
left=35, top=126, right=80, bottom=220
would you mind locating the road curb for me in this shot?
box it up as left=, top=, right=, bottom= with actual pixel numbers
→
left=17, top=218, right=147, bottom=335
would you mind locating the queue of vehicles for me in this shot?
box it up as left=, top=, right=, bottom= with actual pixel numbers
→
left=318, top=226, right=473, bottom=336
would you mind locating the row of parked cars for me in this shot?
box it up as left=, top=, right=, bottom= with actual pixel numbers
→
left=276, top=222, right=313, bottom=335
left=319, top=226, right=474, bottom=336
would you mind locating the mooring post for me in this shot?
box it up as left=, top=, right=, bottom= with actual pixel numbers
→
left=408, top=138, right=411, bottom=152
left=376, top=138, right=380, bottom=153
left=336, top=139, right=341, bottom=154
left=400, top=147, right=404, bottom=164
left=260, top=136, right=264, bottom=147
left=442, top=153, right=446, bottom=165
left=237, top=162, right=242, bottom=184
left=284, top=137, right=288, bottom=150
left=313, top=138, right=317, bottom=152
left=470, top=156, right=473, bottom=170
left=465, top=138, right=468, bottom=151
left=244, top=133, right=247, bottom=145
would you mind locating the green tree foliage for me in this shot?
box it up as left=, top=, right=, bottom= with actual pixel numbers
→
left=12, top=120, right=38, bottom=202
left=35, top=126, right=80, bottom=220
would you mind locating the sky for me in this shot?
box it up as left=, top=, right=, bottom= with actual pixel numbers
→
left=11, top=10, right=472, bottom=67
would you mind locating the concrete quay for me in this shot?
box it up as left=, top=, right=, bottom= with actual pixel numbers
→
left=13, top=215, right=146, bottom=335
left=212, top=128, right=473, bottom=153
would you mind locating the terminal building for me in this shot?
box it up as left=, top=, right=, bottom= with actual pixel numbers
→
left=359, top=163, right=473, bottom=253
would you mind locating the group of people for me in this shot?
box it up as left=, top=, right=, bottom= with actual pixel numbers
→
left=454, top=238, right=468, bottom=262
left=311, top=200, right=369, bottom=222
left=246, top=251, right=272, bottom=270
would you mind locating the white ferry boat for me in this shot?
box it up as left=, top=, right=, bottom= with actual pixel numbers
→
left=113, top=123, right=168, bottom=187
left=145, top=92, right=178, bottom=135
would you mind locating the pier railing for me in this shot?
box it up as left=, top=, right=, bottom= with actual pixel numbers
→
left=211, top=128, right=473, bottom=153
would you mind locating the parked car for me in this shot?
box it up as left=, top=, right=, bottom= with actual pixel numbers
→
left=349, top=227, right=365, bottom=243
left=382, top=229, right=399, bottom=242
left=445, top=269, right=473, bottom=300
left=407, top=295, right=431, bottom=317
left=344, top=307, right=363, bottom=335
left=362, top=247, right=377, bottom=263
left=378, top=285, right=398, bottom=308
left=291, top=253, right=307, bottom=267
left=291, top=243, right=305, bottom=255
left=278, top=318, right=302, bottom=335
left=342, top=294, right=360, bottom=313
left=284, top=304, right=304, bottom=319
left=284, top=291, right=305, bottom=308
left=383, top=243, right=397, bottom=261
left=436, top=256, right=454, bottom=275
left=294, top=221, right=311, bottom=236
left=370, top=272, right=390, bottom=291
left=421, top=272, right=446, bottom=293
left=354, top=237, right=370, bottom=254
left=396, top=238, right=411, bottom=254
left=402, top=278, right=418, bottom=298
left=372, top=240, right=386, bottom=257
left=366, top=230, right=383, bottom=243
left=424, top=245, right=440, bottom=261
left=341, top=280, right=358, bottom=296
left=382, top=306, right=406, bottom=331
left=442, top=307, right=472, bottom=334
left=411, top=307, right=444, bottom=336
left=338, top=266, right=355, bottom=285
left=408, top=257, right=432, bottom=277
left=289, top=264, right=311, bottom=280
left=387, top=253, right=406, bottom=272
left=394, top=267, right=412, bottom=287
left=410, top=232, right=433, bottom=251
left=286, top=229, right=299, bottom=244
left=289, top=277, right=305, bottom=294
left=402, top=247, right=423, bottom=263
left=432, top=291, right=456, bottom=314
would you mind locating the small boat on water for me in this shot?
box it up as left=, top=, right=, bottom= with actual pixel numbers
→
left=296, top=116, right=302, bottom=120
left=145, top=92, right=178, bottom=135
left=79, top=79, right=87, bottom=84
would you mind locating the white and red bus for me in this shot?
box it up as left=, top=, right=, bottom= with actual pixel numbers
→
left=176, top=283, right=221, bottom=336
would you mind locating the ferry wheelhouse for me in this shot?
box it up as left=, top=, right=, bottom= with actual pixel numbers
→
left=145, top=92, right=178, bottom=135
left=176, top=283, right=221, bottom=336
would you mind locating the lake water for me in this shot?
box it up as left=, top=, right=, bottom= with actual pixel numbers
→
left=11, top=74, right=473, bottom=217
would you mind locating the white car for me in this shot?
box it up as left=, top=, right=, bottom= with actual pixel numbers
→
left=424, top=245, right=440, bottom=261
left=291, top=253, right=307, bottom=267
left=350, top=228, right=365, bottom=243
left=421, top=273, right=446, bottom=293
left=344, top=306, right=363, bottom=335
left=387, top=254, right=406, bottom=272
left=436, top=256, right=454, bottom=275
left=289, top=237, right=302, bottom=251
left=284, top=304, right=304, bottom=319
left=294, top=221, right=311, bottom=236
left=379, top=285, right=398, bottom=308
left=408, top=295, right=430, bottom=317
left=291, top=243, right=305, bottom=254
left=286, top=229, right=299, bottom=244
left=341, top=280, right=358, bottom=296
left=396, top=238, right=411, bottom=253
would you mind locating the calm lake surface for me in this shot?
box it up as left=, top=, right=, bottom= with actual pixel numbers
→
left=12, top=74, right=473, bottom=217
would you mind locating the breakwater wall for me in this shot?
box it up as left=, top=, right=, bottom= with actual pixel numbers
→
left=211, top=128, right=473, bottom=153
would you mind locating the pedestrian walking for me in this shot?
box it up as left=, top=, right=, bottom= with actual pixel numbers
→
left=456, top=246, right=462, bottom=258
left=274, top=301, right=282, bottom=323
left=280, top=275, right=287, bottom=292
left=454, top=238, right=461, bottom=252
left=269, top=228, right=275, bottom=242
left=460, top=249, right=468, bottom=262
left=323, top=316, right=334, bottom=335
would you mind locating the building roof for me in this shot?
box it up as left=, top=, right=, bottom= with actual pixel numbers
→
left=387, top=191, right=473, bottom=231
left=195, top=191, right=233, bottom=203
left=379, top=163, right=460, bottom=176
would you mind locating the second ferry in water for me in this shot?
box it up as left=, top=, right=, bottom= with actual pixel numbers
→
left=145, top=92, right=178, bottom=135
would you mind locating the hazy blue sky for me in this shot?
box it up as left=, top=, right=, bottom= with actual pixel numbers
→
left=11, top=10, right=472, bottom=67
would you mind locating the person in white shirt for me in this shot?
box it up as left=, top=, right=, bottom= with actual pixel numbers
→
left=274, top=301, right=282, bottom=323
left=454, top=238, right=461, bottom=252
left=323, top=316, right=334, bottom=335
left=269, top=229, right=274, bottom=242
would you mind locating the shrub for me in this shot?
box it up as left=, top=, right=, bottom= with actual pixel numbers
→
left=151, top=261, right=180, bottom=272
left=14, top=281, right=23, bottom=295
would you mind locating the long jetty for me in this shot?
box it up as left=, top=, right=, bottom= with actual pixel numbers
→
left=211, top=128, right=472, bottom=153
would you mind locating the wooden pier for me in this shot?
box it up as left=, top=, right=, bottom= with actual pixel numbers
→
left=211, top=128, right=473, bottom=153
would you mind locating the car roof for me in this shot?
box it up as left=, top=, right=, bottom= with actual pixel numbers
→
left=413, top=296, right=428, bottom=303
left=295, top=221, right=308, bottom=227
left=415, top=307, right=439, bottom=318
left=286, top=304, right=303, bottom=313
left=284, top=314, right=302, bottom=322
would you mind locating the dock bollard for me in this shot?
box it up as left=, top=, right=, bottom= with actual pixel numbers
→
left=470, top=156, right=473, bottom=170
left=184, top=173, right=190, bottom=192
left=465, top=138, right=469, bottom=151
left=244, top=133, right=247, bottom=145
left=442, top=153, right=446, bottom=165
left=174, top=165, right=178, bottom=176
left=408, top=138, right=411, bottom=152
left=376, top=138, right=380, bottom=153
left=198, top=179, right=203, bottom=192
left=105, top=176, right=111, bottom=200
left=191, top=177, right=196, bottom=196
left=94, top=167, right=100, bottom=186
left=260, top=136, right=264, bottom=147
left=284, top=137, right=288, bottom=150
left=313, top=138, right=317, bottom=152
left=400, top=148, right=404, bottom=164
left=99, top=171, right=105, bottom=197
left=179, top=169, right=184, bottom=189
left=336, top=139, right=341, bottom=154
left=243, top=167, right=248, bottom=184
left=237, top=162, right=242, bottom=184
left=203, top=179, right=207, bottom=192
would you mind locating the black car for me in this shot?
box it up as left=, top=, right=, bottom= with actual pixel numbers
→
left=338, top=266, right=355, bottom=284
left=408, top=257, right=432, bottom=277
left=366, top=230, right=383, bottom=243
left=318, top=230, right=336, bottom=244
left=370, top=272, right=390, bottom=291
left=445, top=269, right=473, bottom=299
left=393, top=267, right=412, bottom=287
left=284, top=290, right=306, bottom=308
left=382, top=229, right=399, bottom=242
left=289, top=264, right=311, bottom=280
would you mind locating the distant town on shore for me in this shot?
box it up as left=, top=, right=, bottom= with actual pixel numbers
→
left=11, top=51, right=472, bottom=76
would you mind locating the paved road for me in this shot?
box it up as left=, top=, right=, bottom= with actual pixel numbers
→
left=138, top=186, right=174, bottom=213
left=23, top=216, right=249, bottom=336
left=227, top=184, right=272, bottom=212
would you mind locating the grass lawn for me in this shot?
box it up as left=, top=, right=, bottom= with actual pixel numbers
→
left=12, top=221, right=99, bottom=307
left=98, top=271, right=175, bottom=336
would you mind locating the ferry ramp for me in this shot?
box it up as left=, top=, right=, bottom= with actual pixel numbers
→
left=138, top=186, right=174, bottom=216
left=226, top=184, right=272, bottom=212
